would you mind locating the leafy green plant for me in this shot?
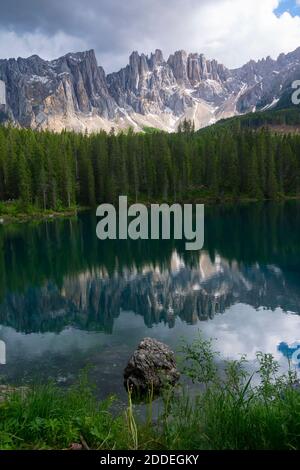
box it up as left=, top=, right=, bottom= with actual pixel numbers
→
left=0, top=338, right=299, bottom=450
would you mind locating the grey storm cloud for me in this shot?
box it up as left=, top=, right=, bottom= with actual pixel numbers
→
left=0, top=0, right=219, bottom=71
left=1, top=0, right=300, bottom=73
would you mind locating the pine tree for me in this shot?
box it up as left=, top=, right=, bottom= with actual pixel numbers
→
left=247, top=145, right=263, bottom=199
left=17, top=151, right=31, bottom=208
left=265, top=134, right=278, bottom=199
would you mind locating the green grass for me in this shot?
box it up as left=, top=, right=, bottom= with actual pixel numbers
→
left=0, top=375, right=131, bottom=450
left=142, top=126, right=164, bottom=134
left=160, top=340, right=300, bottom=450
left=0, top=338, right=300, bottom=450
left=0, top=200, right=79, bottom=223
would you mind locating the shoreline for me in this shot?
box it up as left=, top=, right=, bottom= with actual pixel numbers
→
left=0, top=195, right=299, bottom=225
left=0, top=206, right=87, bottom=225
left=0, top=340, right=299, bottom=450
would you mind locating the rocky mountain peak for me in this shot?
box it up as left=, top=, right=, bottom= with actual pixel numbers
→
left=0, top=45, right=299, bottom=132
left=150, top=49, right=164, bottom=67
left=167, top=50, right=188, bottom=82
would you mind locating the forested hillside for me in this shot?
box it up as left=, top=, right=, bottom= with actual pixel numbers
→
left=0, top=120, right=299, bottom=211
left=210, top=107, right=300, bottom=131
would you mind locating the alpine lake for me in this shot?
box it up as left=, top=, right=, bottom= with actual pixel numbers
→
left=0, top=201, right=300, bottom=402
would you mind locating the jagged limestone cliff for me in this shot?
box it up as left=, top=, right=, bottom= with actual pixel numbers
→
left=1, top=46, right=300, bottom=132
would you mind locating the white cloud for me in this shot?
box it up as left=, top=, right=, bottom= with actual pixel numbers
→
left=192, top=0, right=300, bottom=68
left=0, top=0, right=300, bottom=71
left=0, top=30, right=88, bottom=62
left=147, top=0, right=300, bottom=69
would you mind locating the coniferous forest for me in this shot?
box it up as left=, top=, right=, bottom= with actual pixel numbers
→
left=0, top=120, right=300, bottom=212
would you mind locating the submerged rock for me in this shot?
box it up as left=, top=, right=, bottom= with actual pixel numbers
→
left=124, top=337, right=180, bottom=397
left=0, top=385, right=28, bottom=403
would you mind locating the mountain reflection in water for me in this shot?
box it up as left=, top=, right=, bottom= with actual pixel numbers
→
left=0, top=202, right=299, bottom=391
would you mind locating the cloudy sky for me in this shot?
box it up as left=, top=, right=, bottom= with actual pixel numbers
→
left=1, top=0, right=300, bottom=72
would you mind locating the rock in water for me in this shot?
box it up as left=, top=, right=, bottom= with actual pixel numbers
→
left=124, top=338, right=180, bottom=396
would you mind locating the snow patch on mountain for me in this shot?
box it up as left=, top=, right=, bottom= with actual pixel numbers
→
left=0, top=46, right=300, bottom=133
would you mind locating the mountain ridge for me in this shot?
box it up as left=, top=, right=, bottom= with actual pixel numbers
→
left=0, top=46, right=300, bottom=133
